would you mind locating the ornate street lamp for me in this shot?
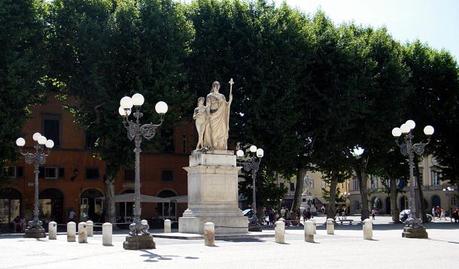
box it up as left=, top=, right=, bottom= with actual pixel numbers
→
left=118, top=93, right=167, bottom=249
left=236, top=144, right=264, bottom=231
left=16, top=133, right=54, bottom=238
left=442, top=186, right=455, bottom=222
left=392, top=119, right=434, bottom=238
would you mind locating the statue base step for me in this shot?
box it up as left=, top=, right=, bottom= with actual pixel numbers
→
left=179, top=215, right=248, bottom=235
left=123, top=234, right=156, bottom=250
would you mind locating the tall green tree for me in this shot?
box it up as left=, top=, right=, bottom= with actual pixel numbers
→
left=46, top=0, right=193, bottom=221
left=0, top=0, right=46, bottom=168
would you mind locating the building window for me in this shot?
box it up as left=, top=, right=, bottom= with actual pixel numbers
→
left=85, top=168, right=100, bottom=180
left=182, top=135, right=187, bottom=154
left=161, top=170, right=174, bottom=182
left=45, top=167, right=58, bottom=179
left=124, top=169, right=134, bottom=181
left=43, top=115, right=60, bottom=147
left=289, top=182, right=295, bottom=192
left=431, top=170, right=441, bottom=186
left=2, top=167, right=23, bottom=178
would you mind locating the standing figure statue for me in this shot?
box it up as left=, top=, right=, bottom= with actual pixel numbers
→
left=193, top=79, right=234, bottom=151
left=193, top=97, right=208, bottom=150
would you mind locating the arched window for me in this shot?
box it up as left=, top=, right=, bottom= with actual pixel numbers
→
left=80, top=189, right=104, bottom=222
left=0, top=188, right=22, bottom=226
left=157, top=190, right=177, bottom=220
left=39, top=188, right=64, bottom=223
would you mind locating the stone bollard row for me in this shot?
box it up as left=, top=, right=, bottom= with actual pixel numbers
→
left=86, top=220, right=94, bottom=237
left=304, top=220, right=315, bottom=243
left=326, top=218, right=334, bottom=235
left=78, top=222, right=88, bottom=243
left=363, top=218, right=373, bottom=240
left=164, top=219, right=171, bottom=233
left=275, top=220, right=285, bottom=244
left=67, top=221, right=76, bottom=242
left=204, top=222, right=215, bottom=246
left=102, top=222, right=113, bottom=246
left=48, top=221, right=57, bottom=240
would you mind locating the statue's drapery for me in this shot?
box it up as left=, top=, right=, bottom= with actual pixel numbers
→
left=203, top=92, right=230, bottom=150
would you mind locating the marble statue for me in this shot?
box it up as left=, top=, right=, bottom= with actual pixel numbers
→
left=194, top=79, right=234, bottom=151
left=193, top=97, right=208, bottom=150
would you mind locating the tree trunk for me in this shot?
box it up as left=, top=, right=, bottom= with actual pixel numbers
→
left=104, top=164, right=118, bottom=225
left=355, top=159, right=369, bottom=221
left=414, top=161, right=428, bottom=223
left=389, top=177, right=400, bottom=223
left=291, top=168, right=306, bottom=216
left=327, top=178, right=338, bottom=219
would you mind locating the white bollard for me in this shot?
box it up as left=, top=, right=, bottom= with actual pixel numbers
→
left=67, top=221, right=76, bottom=242
left=78, top=222, right=88, bottom=243
left=326, top=218, right=334, bottom=235
left=312, top=219, right=317, bottom=234
left=164, top=219, right=171, bottom=233
left=275, top=220, right=285, bottom=244
left=48, top=221, right=57, bottom=240
left=86, top=220, right=94, bottom=237
left=304, top=220, right=315, bottom=243
left=102, top=223, right=112, bottom=246
left=204, top=222, right=215, bottom=246
left=363, top=218, right=373, bottom=240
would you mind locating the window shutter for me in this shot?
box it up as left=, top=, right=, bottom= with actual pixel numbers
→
left=59, top=168, right=65, bottom=178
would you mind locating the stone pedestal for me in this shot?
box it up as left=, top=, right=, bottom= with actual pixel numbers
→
left=24, top=226, right=46, bottom=238
left=402, top=226, right=428, bottom=239
left=179, top=150, right=248, bottom=235
left=123, top=234, right=156, bottom=250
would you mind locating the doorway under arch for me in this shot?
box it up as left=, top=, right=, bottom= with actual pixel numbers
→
left=39, top=188, right=64, bottom=223
left=80, top=189, right=105, bottom=222
left=0, top=188, right=22, bottom=229
left=157, top=190, right=177, bottom=220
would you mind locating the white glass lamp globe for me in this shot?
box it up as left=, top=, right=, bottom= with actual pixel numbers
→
left=391, top=127, right=402, bottom=137
left=45, top=139, right=54, bottom=149
left=423, top=125, right=434, bottom=136
left=405, top=120, right=416, bottom=130
left=131, top=93, right=145, bottom=106
left=249, top=145, right=257, bottom=153
left=400, top=123, right=410, bottom=134
left=32, top=132, right=42, bottom=141
left=352, top=146, right=364, bottom=157
left=236, top=149, right=244, bottom=157
left=155, top=101, right=168, bottom=114
left=16, top=137, right=25, bottom=147
left=120, top=96, right=134, bottom=109
left=118, top=106, right=131, bottom=117
left=256, top=148, right=264, bottom=158
left=38, top=136, right=47, bottom=145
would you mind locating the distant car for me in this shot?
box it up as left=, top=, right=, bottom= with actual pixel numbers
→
left=242, top=208, right=254, bottom=218
left=399, top=209, right=432, bottom=223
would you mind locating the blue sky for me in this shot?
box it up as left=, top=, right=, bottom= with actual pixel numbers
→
left=180, top=0, right=459, bottom=61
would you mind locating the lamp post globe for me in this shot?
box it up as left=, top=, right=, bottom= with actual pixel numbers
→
left=249, top=145, right=257, bottom=153
left=392, top=127, right=402, bottom=137
left=16, top=137, right=25, bottom=147
left=423, top=125, right=434, bottom=136
left=406, top=120, right=416, bottom=130
left=131, top=93, right=145, bottom=106
left=120, top=96, right=134, bottom=109
left=155, top=101, right=168, bottom=115
left=32, top=132, right=41, bottom=141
